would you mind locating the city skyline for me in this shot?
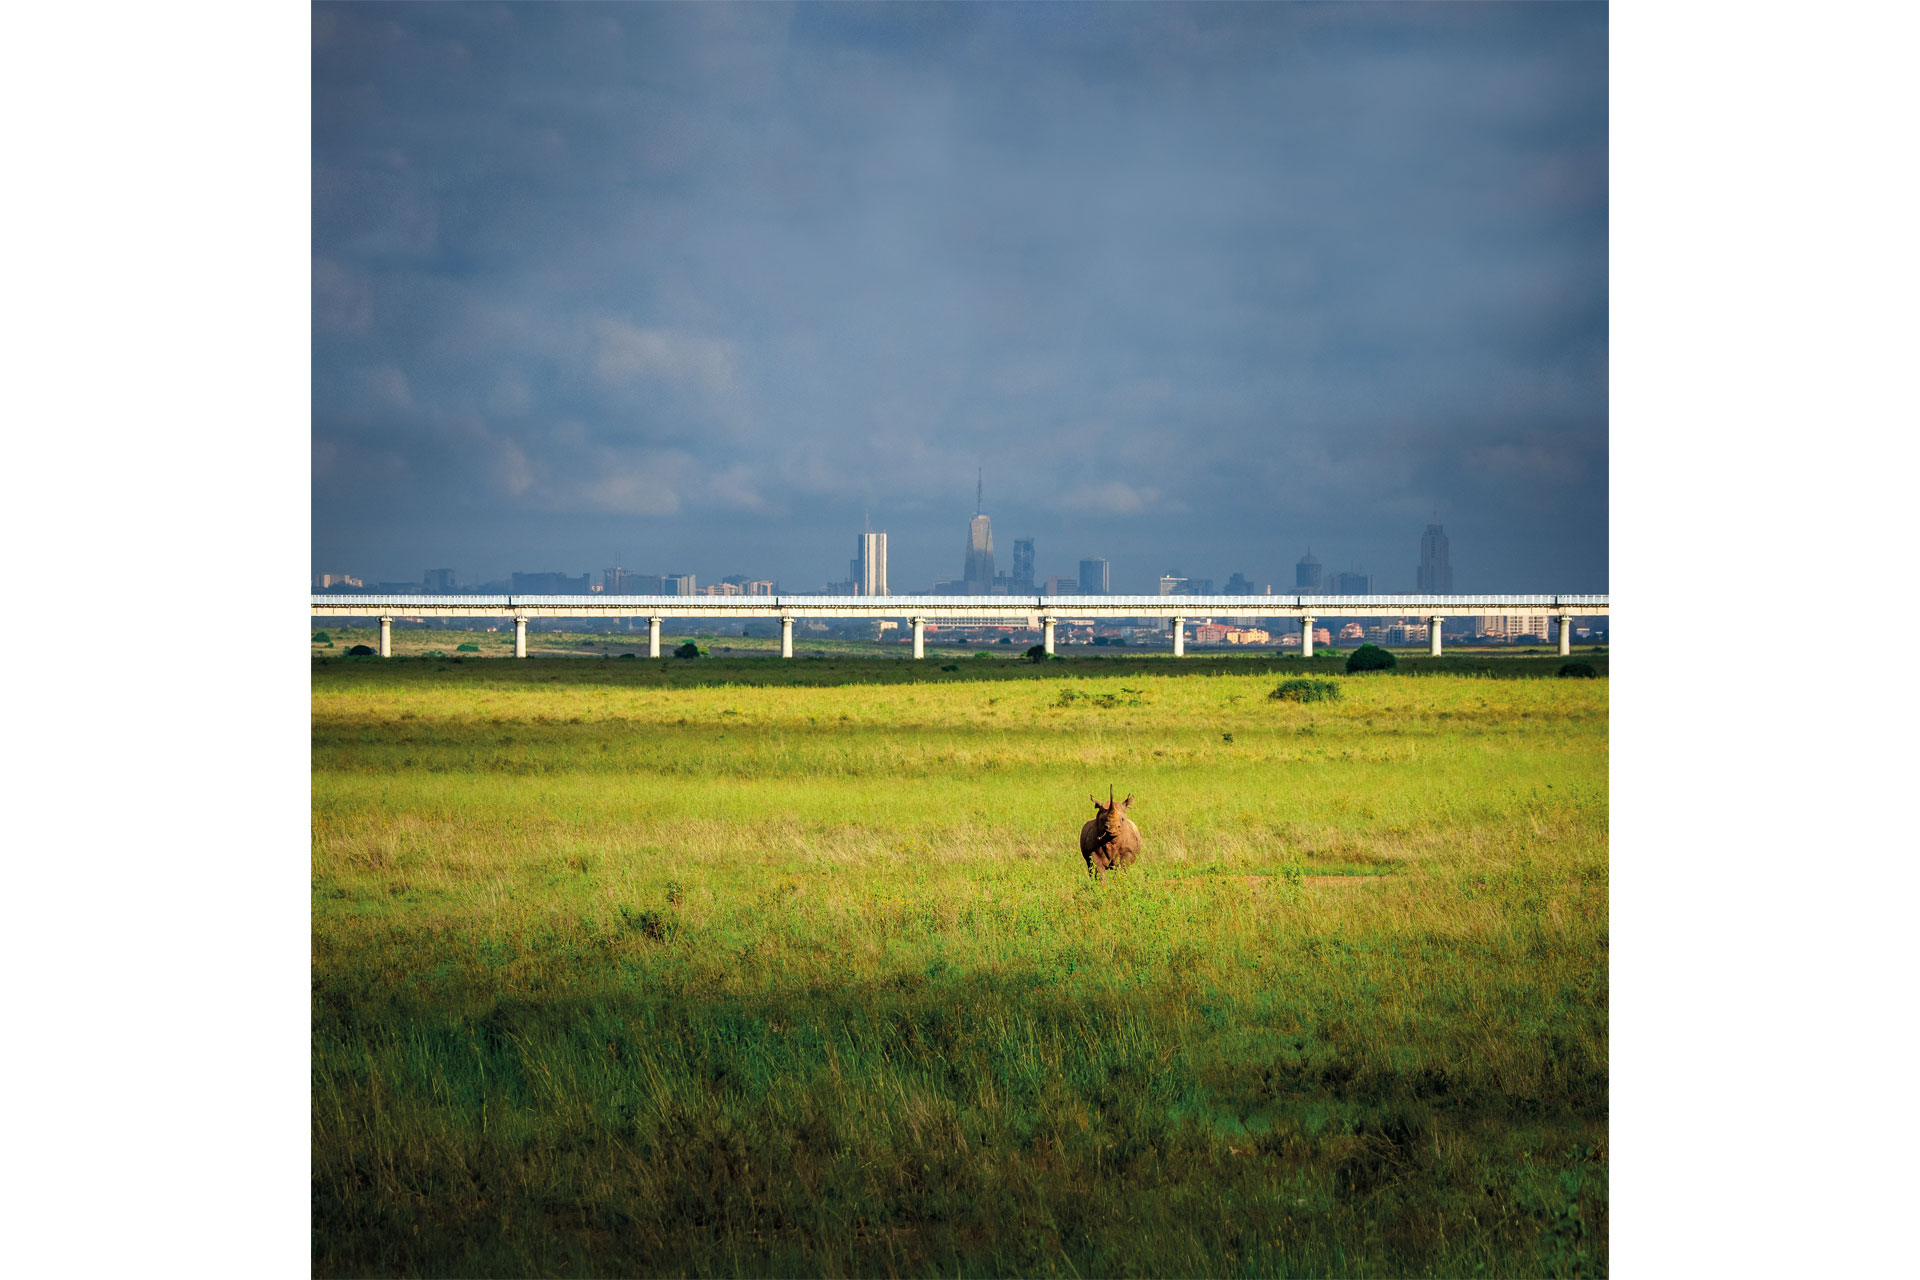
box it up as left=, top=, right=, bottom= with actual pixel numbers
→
left=316, top=510, right=1469, bottom=600
left=313, top=4, right=1606, bottom=594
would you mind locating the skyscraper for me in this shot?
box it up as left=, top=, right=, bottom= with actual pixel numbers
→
left=1011, top=539, right=1035, bottom=591
left=1295, top=552, right=1323, bottom=592
left=1417, top=522, right=1453, bottom=593
left=963, top=474, right=993, bottom=593
left=855, top=530, right=888, bottom=596
left=1078, top=558, right=1109, bottom=594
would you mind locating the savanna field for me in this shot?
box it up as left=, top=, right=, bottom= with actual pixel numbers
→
left=312, top=640, right=1608, bottom=1277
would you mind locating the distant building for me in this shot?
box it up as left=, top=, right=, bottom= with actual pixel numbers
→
left=1383, top=620, right=1430, bottom=645
left=743, top=580, right=776, bottom=596
left=699, top=582, right=742, bottom=596
left=1316, top=627, right=1331, bottom=647
left=1188, top=577, right=1215, bottom=596
left=1477, top=613, right=1552, bottom=642
left=1295, top=552, right=1323, bottom=592
left=964, top=513, right=994, bottom=594
left=1417, top=522, right=1454, bottom=594
left=1078, top=558, right=1109, bottom=594
left=315, top=573, right=362, bottom=590
left=662, top=573, right=696, bottom=596
left=1338, top=622, right=1366, bottom=642
left=1224, top=572, right=1256, bottom=595
left=1158, top=574, right=1188, bottom=596
left=1046, top=575, right=1079, bottom=595
left=1332, top=570, right=1372, bottom=595
left=604, top=567, right=650, bottom=594
left=424, top=568, right=457, bottom=593
left=1224, top=627, right=1271, bottom=645
left=1012, top=539, right=1035, bottom=591
left=511, top=571, right=591, bottom=594
left=1193, top=623, right=1232, bottom=644
left=856, top=530, right=889, bottom=596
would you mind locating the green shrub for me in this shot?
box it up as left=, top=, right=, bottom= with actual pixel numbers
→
left=1345, top=644, right=1396, bottom=673
left=619, top=905, right=676, bottom=942
left=1025, top=644, right=1048, bottom=663
left=940, top=663, right=960, bottom=672
left=1557, top=661, right=1599, bottom=678
left=455, top=642, right=480, bottom=652
left=311, top=631, right=331, bottom=643
left=346, top=644, right=375, bottom=657
left=617, top=653, right=637, bottom=659
left=674, top=642, right=701, bottom=659
left=973, top=651, right=992, bottom=660
left=1270, top=678, right=1340, bottom=703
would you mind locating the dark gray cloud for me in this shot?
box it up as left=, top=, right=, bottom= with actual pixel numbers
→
left=313, top=1, right=1606, bottom=592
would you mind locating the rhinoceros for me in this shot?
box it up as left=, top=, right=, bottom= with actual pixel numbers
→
left=1080, top=786, right=1141, bottom=879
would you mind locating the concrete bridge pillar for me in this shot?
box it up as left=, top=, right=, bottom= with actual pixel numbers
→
left=378, top=617, right=392, bottom=658
left=1558, top=615, right=1574, bottom=656
left=912, top=617, right=925, bottom=659
left=1172, top=616, right=1185, bottom=658
left=1430, top=617, right=1444, bottom=657
left=514, top=617, right=527, bottom=659
left=648, top=616, right=662, bottom=659
left=1043, top=616, right=1057, bottom=656
left=781, top=616, right=794, bottom=659
left=1300, top=616, right=1316, bottom=658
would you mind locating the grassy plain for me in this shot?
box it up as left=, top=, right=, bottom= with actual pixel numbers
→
left=312, top=652, right=1608, bottom=1277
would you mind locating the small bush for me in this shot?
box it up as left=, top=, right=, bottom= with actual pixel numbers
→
left=1025, top=644, right=1048, bottom=663
left=1270, top=678, right=1340, bottom=703
left=972, top=651, right=992, bottom=660
left=674, top=642, right=701, bottom=659
left=346, top=644, right=376, bottom=656
left=940, top=663, right=959, bottom=672
left=1346, top=644, right=1396, bottom=673
left=620, top=906, right=675, bottom=942
left=456, top=642, right=479, bottom=652
left=1557, top=661, right=1599, bottom=678
left=617, top=652, right=636, bottom=659
left=311, top=631, right=331, bottom=643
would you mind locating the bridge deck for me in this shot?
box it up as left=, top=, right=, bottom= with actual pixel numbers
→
left=311, top=593, right=1608, bottom=620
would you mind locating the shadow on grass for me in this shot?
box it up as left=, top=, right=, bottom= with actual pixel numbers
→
left=312, top=968, right=1607, bottom=1277
left=312, top=652, right=1607, bottom=691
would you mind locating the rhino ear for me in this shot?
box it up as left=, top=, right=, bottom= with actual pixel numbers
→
left=1121, top=795, right=1134, bottom=809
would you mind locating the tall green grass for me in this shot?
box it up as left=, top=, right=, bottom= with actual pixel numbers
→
left=313, top=658, right=1607, bottom=1277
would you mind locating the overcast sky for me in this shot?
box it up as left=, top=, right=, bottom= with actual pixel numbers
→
left=313, top=1, right=1606, bottom=593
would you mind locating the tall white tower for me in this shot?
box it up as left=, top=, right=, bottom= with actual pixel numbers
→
left=856, top=529, right=888, bottom=596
